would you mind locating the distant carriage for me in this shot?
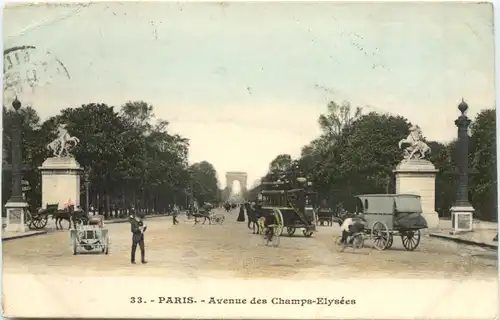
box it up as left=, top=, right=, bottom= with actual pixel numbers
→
left=316, top=208, right=334, bottom=227
left=193, top=204, right=225, bottom=225
left=352, top=194, right=428, bottom=251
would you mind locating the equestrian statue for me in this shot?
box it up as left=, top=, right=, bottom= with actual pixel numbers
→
left=46, top=124, right=80, bottom=157
left=398, top=125, right=431, bottom=160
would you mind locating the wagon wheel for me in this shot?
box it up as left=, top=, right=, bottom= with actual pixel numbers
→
left=302, top=229, right=313, bottom=237
left=25, top=211, right=33, bottom=229
left=72, top=236, right=78, bottom=255
left=220, top=215, right=225, bottom=224
left=401, top=230, right=421, bottom=251
left=31, top=215, right=48, bottom=229
left=385, top=234, right=394, bottom=249
left=371, top=221, right=390, bottom=251
left=274, top=209, right=284, bottom=236
left=287, top=227, right=296, bottom=236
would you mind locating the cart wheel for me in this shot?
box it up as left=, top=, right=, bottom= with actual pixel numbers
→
left=371, top=221, right=389, bottom=251
left=352, top=234, right=365, bottom=249
left=274, top=209, right=284, bottom=233
left=276, top=225, right=284, bottom=236
left=302, top=229, right=313, bottom=237
left=25, top=212, right=35, bottom=230
left=401, top=230, right=421, bottom=251
left=287, top=227, right=296, bottom=236
left=220, top=216, right=225, bottom=224
left=72, top=236, right=78, bottom=255
left=386, top=234, right=394, bottom=249
left=32, top=215, right=48, bottom=229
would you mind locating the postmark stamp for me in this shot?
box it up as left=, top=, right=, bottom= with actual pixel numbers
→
left=3, top=45, right=71, bottom=103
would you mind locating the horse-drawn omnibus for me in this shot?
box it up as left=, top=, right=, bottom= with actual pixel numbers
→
left=259, top=180, right=317, bottom=237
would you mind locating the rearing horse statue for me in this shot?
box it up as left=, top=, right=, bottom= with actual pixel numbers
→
left=46, top=124, right=80, bottom=157
left=398, top=125, right=431, bottom=160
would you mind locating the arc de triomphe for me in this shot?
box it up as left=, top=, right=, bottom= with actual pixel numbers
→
left=225, top=171, right=248, bottom=197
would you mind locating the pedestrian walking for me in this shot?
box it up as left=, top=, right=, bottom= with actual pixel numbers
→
left=130, top=212, right=148, bottom=264
left=237, top=203, right=245, bottom=222
left=172, top=204, right=179, bottom=225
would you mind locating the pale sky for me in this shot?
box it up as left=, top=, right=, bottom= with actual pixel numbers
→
left=3, top=2, right=495, bottom=188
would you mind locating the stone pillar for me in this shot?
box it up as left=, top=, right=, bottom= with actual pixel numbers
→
left=39, top=157, right=83, bottom=210
left=4, top=202, right=29, bottom=232
left=5, top=98, right=29, bottom=233
left=450, top=99, right=474, bottom=234
left=393, top=159, right=439, bottom=229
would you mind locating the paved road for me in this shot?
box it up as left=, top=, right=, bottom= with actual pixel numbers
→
left=3, top=208, right=497, bottom=280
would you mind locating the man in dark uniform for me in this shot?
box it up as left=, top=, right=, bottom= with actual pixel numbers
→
left=130, top=212, right=148, bottom=264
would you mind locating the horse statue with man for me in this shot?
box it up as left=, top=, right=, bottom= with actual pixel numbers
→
left=398, top=125, right=431, bottom=160
left=46, top=124, right=80, bottom=157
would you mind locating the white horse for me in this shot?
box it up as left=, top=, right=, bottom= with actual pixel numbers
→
left=47, top=127, right=80, bottom=157
left=398, top=132, right=430, bottom=160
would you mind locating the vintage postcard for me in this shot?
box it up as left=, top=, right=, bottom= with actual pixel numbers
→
left=1, top=1, right=498, bottom=319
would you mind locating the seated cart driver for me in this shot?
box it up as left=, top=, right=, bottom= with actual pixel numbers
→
left=340, top=212, right=367, bottom=244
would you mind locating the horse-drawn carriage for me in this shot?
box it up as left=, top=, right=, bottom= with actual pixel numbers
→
left=338, top=194, right=428, bottom=251
left=24, top=203, right=89, bottom=230
left=259, top=180, right=316, bottom=237
left=316, top=208, right=334, bottom=226
left=70, top=214, right=109, bottom=255
left=193, top=204, right=225, bottom=225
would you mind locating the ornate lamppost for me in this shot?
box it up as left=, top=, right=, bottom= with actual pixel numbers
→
left=4, top=97, right=29, bottom=232
left=450, top=99, right=475, bottom=234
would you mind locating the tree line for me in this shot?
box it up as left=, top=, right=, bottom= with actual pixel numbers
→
left=2, top=101, right=221, bottom=218
left=249, top=101, right=497, bottom=221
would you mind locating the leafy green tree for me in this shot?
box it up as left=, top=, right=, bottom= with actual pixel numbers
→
left=469, top=109, right=497, bottom=221
left=269, top=154, right=292, bottom=174
left=318, top=100, right=363, bottom=141
left=2, top=99, right=211, bottom=219
left=189, top=161, right=219, bottom=205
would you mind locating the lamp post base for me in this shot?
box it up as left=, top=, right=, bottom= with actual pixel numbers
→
left=4, top=201, right=29, bottom=233
left=450, top=206, right=475, bottom=235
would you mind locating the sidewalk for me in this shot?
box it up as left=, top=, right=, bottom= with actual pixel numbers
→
left=2, top=214, right=169, bottom=241
left=2, top=230, right=48, bottom=241
left=429, top=218, right=498, bottom=249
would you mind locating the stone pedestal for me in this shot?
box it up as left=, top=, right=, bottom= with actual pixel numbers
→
left=39, top=157, right=82, bottom=210
left=4, top=201, right=29, bottom=232
left=393, top=159, right=439, bottom=229
left=450, top=206, right=474, bottom=234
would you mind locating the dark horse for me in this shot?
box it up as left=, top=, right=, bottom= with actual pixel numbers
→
left=245, top=203, right=263, bottom=234
left=50, top=206, right=89, bottom=230
left=193, top=206, right=211, bottom=225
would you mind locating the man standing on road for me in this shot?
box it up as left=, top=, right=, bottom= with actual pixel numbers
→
left=130, top=213, right=148, bottom=264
